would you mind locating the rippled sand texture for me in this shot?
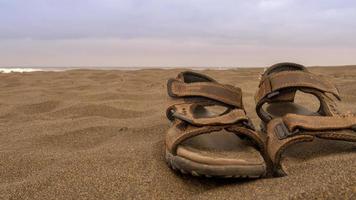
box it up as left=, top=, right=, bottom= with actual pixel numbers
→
left=0, top=67, right=355, bottom=199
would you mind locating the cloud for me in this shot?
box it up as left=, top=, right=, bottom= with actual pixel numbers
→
left=0, top=0, right=356, bottom=66
left=0, top=0, right=355, bottom=46
left=258, top=0, right=292, bottom=10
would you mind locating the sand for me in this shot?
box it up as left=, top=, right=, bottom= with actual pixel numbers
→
left=0, top=67, right=355, bottom=200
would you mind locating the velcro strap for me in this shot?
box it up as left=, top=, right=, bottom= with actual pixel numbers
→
left=284, top=114, right=356, bottom=132
left=275, top=114, right=356, bottom=139
left=168, top=79, right=243, bottom=108
left=255, top=71, right=340, bottom=103
left=171, top=103, right=249, bottom=126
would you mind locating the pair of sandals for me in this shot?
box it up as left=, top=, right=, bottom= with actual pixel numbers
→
left=165, top=62, right=356, bottom=178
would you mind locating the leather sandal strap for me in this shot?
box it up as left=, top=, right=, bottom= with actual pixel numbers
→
left=176, top=71, right=217, bottom=83
left=282, top=114, right=356, bottom=136
left=166, top=71, right=248, bottom=126
left=170, top=103, right=249, bottom=126
left=166, top=120, right=270, bottom=175
left=255, top=63, right=341, bottom=122
left=266, top=114, right=356, bottom=176
left=166, top=97, right=219, bottom=121
left=167, top=71, right=243, bottom=108
left=166, top=120, right=225, bottom=155
left=255, top=70, right=340, bottom=104
left=166, top=120, right=263, bottom=155
left=168, top=79, right=243, bottom=108
left=272, top=114, right=356, bottom=139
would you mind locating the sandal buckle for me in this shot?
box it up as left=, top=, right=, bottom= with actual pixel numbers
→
left=351, top=125, right=356, bottom=131
left=242, top=120, right=255, bottom=130
left=267, top=91, right=280, bottom=99
left=274, top=122, right=298, bottom=139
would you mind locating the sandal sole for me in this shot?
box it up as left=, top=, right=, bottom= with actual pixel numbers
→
left=165, top=150, right=266, bottom=178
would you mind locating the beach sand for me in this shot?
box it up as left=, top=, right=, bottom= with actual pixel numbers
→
left=0, top=67, right=355, bottom=199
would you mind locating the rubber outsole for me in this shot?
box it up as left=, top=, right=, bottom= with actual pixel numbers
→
left=165, top=150, right=266, bottom=178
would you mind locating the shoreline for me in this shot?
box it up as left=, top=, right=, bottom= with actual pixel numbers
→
left=1, top=65, right=356, bottom=73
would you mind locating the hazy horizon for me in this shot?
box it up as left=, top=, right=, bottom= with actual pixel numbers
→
left=1, top=0, right=356, bottom=68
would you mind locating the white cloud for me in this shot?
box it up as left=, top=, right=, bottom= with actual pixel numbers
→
left=258, top=0, right=292, bottom=10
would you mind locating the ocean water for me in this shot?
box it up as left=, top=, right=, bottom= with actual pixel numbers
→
left=0, top=68, right=71, bottom=73
left=0, top=68, right=44, bottom=73
left=0, top=67, right=142, bottom=73
left=0, top=66, right=244, bottom=73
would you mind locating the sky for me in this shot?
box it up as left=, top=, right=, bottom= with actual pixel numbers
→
left=1, top=0, right=356, bottom=67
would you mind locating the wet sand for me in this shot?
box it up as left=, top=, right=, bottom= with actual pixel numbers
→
left=0, top=67, right=355, bottom=199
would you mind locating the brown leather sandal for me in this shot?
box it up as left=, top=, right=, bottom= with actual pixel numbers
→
left=165, top=71, right=269, bottom=178
left=255, top=62, right=356, bottom=176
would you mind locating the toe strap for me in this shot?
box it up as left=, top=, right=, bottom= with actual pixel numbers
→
left=266, top=114, right=356, bottom=176
left=168, top=103, right=249, bottom=126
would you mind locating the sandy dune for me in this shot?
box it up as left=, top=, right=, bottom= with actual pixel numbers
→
left=0, top=67, right=355, bottom=199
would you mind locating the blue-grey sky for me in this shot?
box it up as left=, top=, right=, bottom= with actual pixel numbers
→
left=1, top=0, right=356, bottom=67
